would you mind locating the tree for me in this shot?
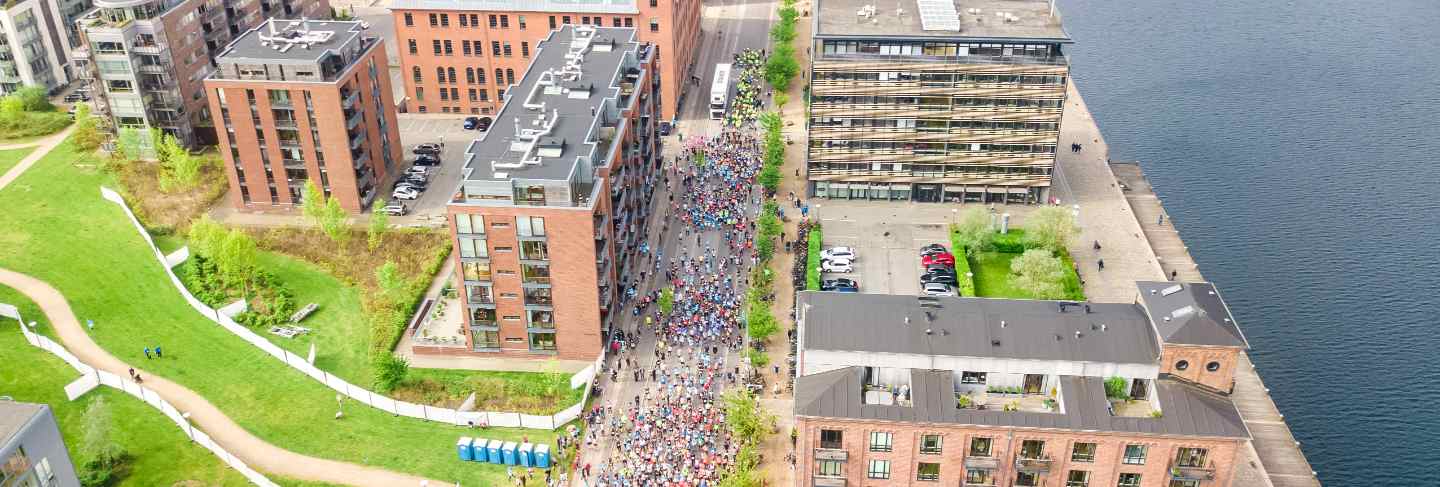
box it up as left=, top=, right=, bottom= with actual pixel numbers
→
left=301, top=180, right=327, bottom=224
left=320, top=195, right=350, bottom=244
left=72, top=103, right=103, bottom=152
left=113, top=127, right=146, bottom=162
left=658, top=287, right=674, bottom=314
left=79, top=397, right=127, bottom=487
left=217, top=229, right=258, bottom=294
left=722, top=390, right=774, bottom=445
left=1010, top=249, right=1066, bottom=300
left=764, top=45, right=800, bottom=91
left=747, top=307, right=778, bottom=341
left=367, top=199, right=389, bottom=250
left=12, top=86, right=51, bottom=112
left=374, top=261, right=408, bottom=309
left=758, top=165, right=781, bottom=193
left=0, top=95, right=25, bottom=122
left=1105, top=376, right=1128, bottom=400
left=186, top=215, right=228, bottom=258
left=372, top=352, right=410, bottom=392
left=774, top=92, right=789, bottom=112
left=157, top=132, right=206, bottom=191
left=950, top=207, right=994, bottom=254
left=1023, top=205, right=1078, bottom=252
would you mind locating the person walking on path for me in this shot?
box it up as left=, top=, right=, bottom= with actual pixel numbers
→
left=143, top=347, right=152, bottom=359
left=155, top=345, right=163, bottom=358
left=1098, top=259, right=1105, bottom=271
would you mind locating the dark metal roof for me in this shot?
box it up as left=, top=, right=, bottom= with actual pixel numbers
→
left=799, top=291, right=1160, bottom=365
left=1136, top=282, right=1249, bottom=348
left=795, top=367, right=1250, bottom=439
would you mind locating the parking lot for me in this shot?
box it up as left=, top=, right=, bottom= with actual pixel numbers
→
left=811, top=200, right=1035, bottom=296
left=390, top=114, right=482, bottom=220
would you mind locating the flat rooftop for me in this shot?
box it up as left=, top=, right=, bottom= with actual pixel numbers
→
left=217, top=19, right=366, bottom=64
left=0, top=401, right=46, bottom=447
left=797, top=367, right=1250, bottom=439
left=815, top=0, right=1071, bottom=41
left=460, top=26, right=637, bottom=182
left=800, top=291, right=1160, bottom=365
left=391, top=0, right=639, bottom=15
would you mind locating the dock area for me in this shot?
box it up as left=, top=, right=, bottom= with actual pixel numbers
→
left=1057, top=82, right=1321, bottom=487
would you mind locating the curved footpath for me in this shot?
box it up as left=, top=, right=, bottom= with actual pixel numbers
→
left=1, top=265, right=440, bottom=486
left=0, top=126, right=73, bottom=189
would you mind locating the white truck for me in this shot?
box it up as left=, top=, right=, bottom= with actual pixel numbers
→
left=709, top=63, right=732, bottom=120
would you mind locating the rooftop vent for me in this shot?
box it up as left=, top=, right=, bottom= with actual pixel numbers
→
left=991, top=339, right=1001, bottom=346
left=999, top=320, right=1007, bottom=328
left=1160, top=284, right=1184, bottom=296
left=258, top=18, right=335, bottom=53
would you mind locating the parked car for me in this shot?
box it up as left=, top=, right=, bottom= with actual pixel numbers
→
left=834, top=286, right=859, bottom=293
left=381, top=204, right=408, bottom=216
left=919, top=243, right=948, bottom=257
left=920, top=272, right=959, bottom=286
left=405, top=166, right=430, bottom=176
left=922, top=252, right=956, bottom=267
left=392, top=188, right=420, bottom=200
left=412, top=143, right=441, bottom=155
left=820, top=259, right=854, bottom=273
left=63, top=92, right=88, bottom=103
left=413, top=154, right=440, bottom=166
left=922, top=282, right=956, bottom=297
left=820, top=278, right=858, bottom=291
left=397, top=180, right=427, bottom=192
left=463, top=116, right=493, bottom=131
left=820, top=246, right=857, bottom=261
left=925, top=263, right=957, bottom=276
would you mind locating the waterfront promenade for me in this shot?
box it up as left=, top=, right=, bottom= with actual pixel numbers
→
left=1057, top=82, right=1321, bottom=487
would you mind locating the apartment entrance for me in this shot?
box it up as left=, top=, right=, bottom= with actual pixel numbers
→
left=1023, top=374, right=1045, bottom=394
left=913, top=184, right=942, bottom=202
left=1130, top=379, right=1148, bottom=400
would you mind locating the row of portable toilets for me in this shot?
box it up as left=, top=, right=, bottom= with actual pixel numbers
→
left=457, top=437, right=551, bottom=468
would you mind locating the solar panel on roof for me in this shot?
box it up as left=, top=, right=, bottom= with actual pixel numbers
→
left=916, top=0, right=961, bottom=31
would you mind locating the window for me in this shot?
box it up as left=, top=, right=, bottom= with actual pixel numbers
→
left=415, top=88, right=424, bottom=101
left=817, top=459, right=843, bottom=478
left=549, top=15, right=556, bottom=29
left=500, top=15, right=509, bottom=27
left=1066, top=470, right=1090, bottom=487
left=960, top=371, right=987, bottom=384
left=969, top=437, right=992, bottom=456
left=965, top=469, right=994, bottom=486
left=613, top=17, right=621, bottom=27
left=412, top=66, right=423, bottom=82
left=488, top=14, right=498, bottom=28
left=1175, top=360, right=1189, bottom=371
left=581, top=16, right=590, bottom=25
left=1071, top=442, right=1097, bottom=462
left=521, top=241, right=549, bottom=260
left=440, top=13, right=449, bottom=27
left=920, top=434, right=943, bottom=454
left=524, top=287, right=553, bottom=306
left=459, top=13, right=468, bottom=27
left=521, top=263, right=550, bottom=284
left=1019, top=440, right=1045, bottom=459
left=518, top=15, right=526, bottom=29
left=466, top=284, right=493, bottom=304
left=649, top=18, right=659, bottom=32
left=436, top=67, right=447, bottom=83
left=459, top=237, right=488, bottom=259
left=1122, top=444, right=1147, bottom=465
left=516, top=216, right=546, bottom=237
left=1175, top=447, right=1209, bottom=468
left=866, top=459, right=890, bottom=479
left=429, top=13, right=438, bottom=26
left=521, top=42, right=530, bottom=57
left=461, top=261, right=491, bottom=281
left=503, top=42, right=512, bottom=56
left=868, top=431, right=892, bottom=452
left=472, top=329, right=500, bottom=348
left=469, top=14, right=479, bottom=27
left=527, top=309, right=554, bottom=329
left=624, top=18, right=633, bottom=27
left=1206, top=361, right=1221, bottom=372
left=432, top=39, right=441, bottom=55
left=1016, top=471, right=1041, bottom=487
left=562, top=15, right=571, bottom=24
left=1117, top=473, right=1142, bottom=487
left=448, top=67, right=457, bottom=83
left=506, top=69, right=515, bottom=84
left=476, top=69, right=486, bottom=84
left=916, top=463, right=940, bottom=481
left=528, top=331, right=556, bottom=351
left=444, top=40, right=454, bottom=55
left=819, top=429, right=843, bottom=449
left=492, top=41, right=501, bottom=56
left=408, top=39, right=417, bottom=54
left=404, top=13, right=413, bottom=26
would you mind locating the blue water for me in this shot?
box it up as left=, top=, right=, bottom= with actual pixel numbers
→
left=1056, top=0, right=1440, bottom=483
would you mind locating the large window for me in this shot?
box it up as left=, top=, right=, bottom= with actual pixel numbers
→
left=866, top=459, right=890, bottom=479
left=521, top=263, right=550, bottom=284
left=916, top=462, right=940, bottom=481
left=528, top=331, right=556, bottom=351
left=526, top=309, right=554, bottom=330
left=461, top=261, right=491, bottom=281
left=819, top=429, right=843, bottom=449
left=455, top=214, right=484, bottom=234
left=470, top=307, right=496, bottom=325
left=868, top=431, right=892, bottom=452
left=920, top=434, right=943, bottom=454
left=1117, top=473, right=1142, bottom=487
left=1175, top=447, right=1208, bottom=467
left=524, top=287, right=553, bottom=306
left=1019, top=440, right=1046, bottom=459
left=471, top=329, right=499, bottom=349
left=817, top=459, right=843, bottom=478
left=1071, top=442, right=1097, bottom=462
left=961, top=371, right=987, bottom=384
left=969, top=437, right=992, bottom=456
left=1122, top=444, right=1148, bottom=465
left=2, top=446, right=32, bottom=482
left=459, top=237, right=488, bottom=259
left=1066, top=470, right=1090, bottom=487
left=1016, top=471, right=1041, bottom=487
left=965, top=469, right=993, bottom=486
left=465, top=284, right=493, bottom=304
left=516, top=216, right=546, bottom=237
left=520, top=240, right=549, bottom=260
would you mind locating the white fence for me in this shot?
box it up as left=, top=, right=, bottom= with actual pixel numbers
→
left=12, top=321, right=280, bottom=487
left=99, top=188, right=597, bottom=430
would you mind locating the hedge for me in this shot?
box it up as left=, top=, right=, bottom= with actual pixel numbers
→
left=947, top=230, right=978, bottom=297
left=805, top=225, right=822, bottom=290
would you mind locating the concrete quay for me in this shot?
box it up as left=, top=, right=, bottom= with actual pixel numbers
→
left=1057, top=82, right=1321, bottom=487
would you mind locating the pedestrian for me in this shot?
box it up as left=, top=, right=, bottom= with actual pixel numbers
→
left=128, top=368, right=136, bottom=380
left=143, top=347, right=152, bottom=359
left=1093, top=240, right=1101, bottom=251
left=1098, top=259, right=1105, bottom=271
left=1171, top=269, right=1178, bottom=281
left=154, top=345, right=163, bottom=358
left=1158, top=214, right=1165, bottom=225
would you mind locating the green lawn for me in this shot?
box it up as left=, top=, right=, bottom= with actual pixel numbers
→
left=0, top=287, right=249, bottom=487
left=0, top=147, right=33, bottom=176
left=398, top=368, right=583, bottom=415
left=0, top=138, right=557, bottom=484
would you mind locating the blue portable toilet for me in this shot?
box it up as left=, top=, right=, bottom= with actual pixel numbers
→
left=456, top=437, right=473, bottom=461
left=518, top=443, right=534, bottom=467
left=501, top=441, right=518, bottom=465
left=470, top=438, right=489, bottom=462
left=534, top=444, right=552, bottom=468
left=486, top=440, right=502, bottom=464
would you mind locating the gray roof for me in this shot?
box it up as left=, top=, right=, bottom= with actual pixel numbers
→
left=459, top=26, right=637, bottom=182
left=217, top=19, right=365, bottom=63
left=391, top=0, right=639, bottom=14
left=0, top=401, right=46, bottom=447
left=796, top=367, right=1250, bottom=439
left=1136, top=282, right=1249, bottom=348
left=800, top=292, right=1160, bottom=365
left=815, top=0, right=1071, bottom=42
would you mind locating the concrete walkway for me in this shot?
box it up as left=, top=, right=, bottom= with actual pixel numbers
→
left=0, top=268, right=439, bottom=487
left=0, top=126, right=75, bottom=191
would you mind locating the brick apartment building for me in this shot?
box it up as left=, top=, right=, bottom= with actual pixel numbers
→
left=73, top=0, right=331, bottom=148
left=795, top=282, right=1253, bottom=487
left=390, top=0, right=698, bottom=121
left=426, top=25, right=660, bottom=362
left=205, top=19, right=402, bottom=212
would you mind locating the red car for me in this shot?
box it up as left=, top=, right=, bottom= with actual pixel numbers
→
left=922, top=252, right=956, bottom=267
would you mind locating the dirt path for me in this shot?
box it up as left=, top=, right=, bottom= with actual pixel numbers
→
left=0, top=126, right=74, bottom=191
left=0, top=267, right=442, bottom=487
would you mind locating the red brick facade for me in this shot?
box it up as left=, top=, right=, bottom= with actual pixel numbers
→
left=1159, top=345, right=1241, bottom=394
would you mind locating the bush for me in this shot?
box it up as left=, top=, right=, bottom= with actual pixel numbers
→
left=746, top=348, right=770, bottom=368
left=1105, top=376, right=1128, bottom=400
left=805, top=224, right=822, bottom=290
left=950, top=207, right=994, bottom=254
left=1023, top=205, right=1078, bottom=252
left=372, top=352, right=410, bottom=392
left=12, top=86, right=52, bottom=112
left=953, top=247, right=977, bottom=297
left=1010, top=248, right=1066, bottom=300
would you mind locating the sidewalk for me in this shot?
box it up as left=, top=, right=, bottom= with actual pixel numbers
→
left=0, top=126, right=75, bottom=191
left=0, top=267, right=439, bottom=487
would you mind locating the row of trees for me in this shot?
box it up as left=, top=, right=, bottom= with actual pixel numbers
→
left=763, top=0, right=802, bottom=93
left=758, top=112, right=784, bottom=193
left=717, top=390, right=777, bottom=487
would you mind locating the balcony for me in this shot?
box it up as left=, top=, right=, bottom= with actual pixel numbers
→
left=813, top=449, right=847, bottom=461
left=346, top=109, right=364, bottom=130
left=342, top=89, right=360, bottom=108
left=963, top=456, right=1000, bottom=470
left=812, top=478, right=846, bottom=487
left=1014, top=455, right=1053, bottom=473
left=137, top=63, right=169, bottom=75
left=274, top=118, right=299, bottom=129
left=1169, top=462, right=1217, bottom=482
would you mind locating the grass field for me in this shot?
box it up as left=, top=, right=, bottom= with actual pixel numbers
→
left=0, top=147, right=33, bottom=176
left=964, top=230, right=1086, bottom=301
left=0, top=138, right=558, bottom=484
left=0, top=287, right=249, bottom=487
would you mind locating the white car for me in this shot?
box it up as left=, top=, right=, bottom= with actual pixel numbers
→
left=392, top=188, right=420, bottom=200
left=381, top=204, right=408, bottom=216
left=406, top=166, right=430, bottom=176
left=922, top=282, right=956, bottom=297
left=820, top=259, right=854, bottom=273
left=821, top=246, right=856, bottom=261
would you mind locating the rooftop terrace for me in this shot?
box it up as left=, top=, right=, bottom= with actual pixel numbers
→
left=815, top=0, right=1070, bottom=41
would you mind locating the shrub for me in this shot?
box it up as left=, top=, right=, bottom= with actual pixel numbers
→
left=950, top=207, right=994, bottom=254
left=746, top=348, right=770, bottom=368
left=805, top=224, right=822, bottom=290
left=372, top=352, right=410, bottom=392
left=1023, top=206, right=1078, bottom=253
left=1010, top=248, right=1066, bottom=300
left=1104, top=376, right=1128, bottom=400
left=953, top=247, right=977, bottom=297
